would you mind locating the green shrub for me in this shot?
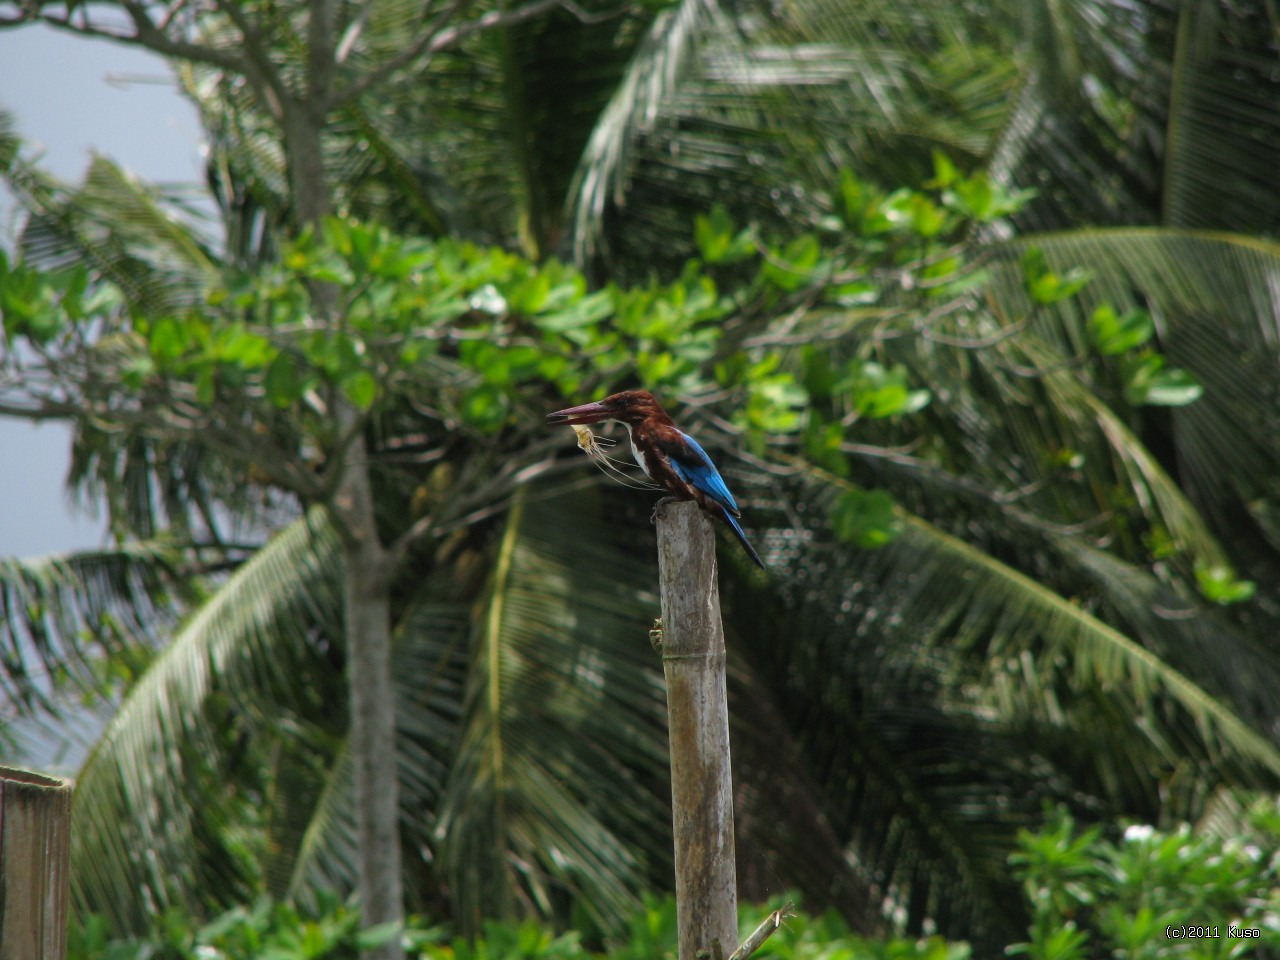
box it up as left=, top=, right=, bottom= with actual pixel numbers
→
left=1009, top=800, right=1280, bottom=960
left=69, top=801, right=1280, bottom=960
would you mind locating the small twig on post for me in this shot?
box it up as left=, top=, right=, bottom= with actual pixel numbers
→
left=655, top=500, right=739, bottom=960
left=728, top=903, right=794, bottom=960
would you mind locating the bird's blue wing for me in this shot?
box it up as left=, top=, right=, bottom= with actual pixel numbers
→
left=666, top=429, right=740, bottom=515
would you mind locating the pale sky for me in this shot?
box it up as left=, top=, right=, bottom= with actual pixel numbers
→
left=0, top=25, right=206, bottom=558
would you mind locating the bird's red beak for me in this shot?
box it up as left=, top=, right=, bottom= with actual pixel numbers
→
left=547, top=400, right=611, bottom=426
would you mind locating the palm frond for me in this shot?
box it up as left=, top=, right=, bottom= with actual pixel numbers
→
left=181, top=58, right=290, bottom=270
left=64, top=415, right=283, bottom=543
left=723, top=462, right=1280, bottom=943
left=567, top=0, right=1036, bottom=275
left=565, top=0, right=732, bottom=266
left=1048, top=535, right=1280, bottom=745
left=0, top=107, right=63, bottom=237
left=1030, top=337, right=1230, bottom=571
left=819, top=467, right=1280, bottom=785
left=17, top=154, right=215, bottom=314
left=282, top=597, right=469, bottom=911
left=434, top=483, right=670, bottom=935
left=71, top=510, right=342, bottom=934
left=0, top=542, right=179, bottom=722
left=989, top=229, right=1280, bottom=530
left=719, top=494, right=1042, bottom=949
left=1160, top=0, right=1280, bottom=232
left=780, top=291, right=1237, bottom=587
left=725, top=636, right=886, bottom=932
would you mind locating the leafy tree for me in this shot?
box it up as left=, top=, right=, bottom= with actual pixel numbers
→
left=0, top=3, right=655, bottom=958
left=2, top=0, right=1280, bottom=956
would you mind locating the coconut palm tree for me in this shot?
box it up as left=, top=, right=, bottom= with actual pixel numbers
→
left=1, top=0, right=1279, bottom=954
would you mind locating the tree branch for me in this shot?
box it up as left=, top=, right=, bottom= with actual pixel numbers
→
left=116, top=1, right=247, bottom=72
left=384, top=438, right=567, bottom=564
left=210, top=0, right=290, bottom=120
left=332, top=0, right=579, bottom=107
left=728, top=904, right=793, bottom=960
left=0, top=1, right=283, bottom=104
left=0, top=387, right=325, bottom=501
left=330, top=0, right=473, bottom=107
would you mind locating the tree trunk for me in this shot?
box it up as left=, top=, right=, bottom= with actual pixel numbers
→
left=279, top=47, right=406, bottom=951
left=334, top=424, right=405, bottom=960
left=655, top=500, right=739, bottom=960
left=281, top=101, right=332, bottom=227
left=343, top=536, right=405, bottom=960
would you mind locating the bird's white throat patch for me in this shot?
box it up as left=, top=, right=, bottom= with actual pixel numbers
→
left=629, top=434, right=652, bottom=478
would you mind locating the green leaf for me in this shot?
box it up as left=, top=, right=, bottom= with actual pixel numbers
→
left=303, top=261, right=355, bottom=286
left=264, top=352, right=301, bottom=408
left=341, top=369, right=379, bottom=411
left=745, top=373, right=809, bottom=433
left=944, top=174, right=1036, bottom=222
left=927, top=149, right=960, bottom=189
left=830, top=487, right=901, bottom=548
left=1088, top=304, right=1154, bottom=355
left=508, top=271, right=551, bottom=314
left=195, top=365, right=216, bottom=405
left=59, top=264, right=89, bottom=320
left=533, top=289, right=614, bottom=333
left=25, top=300, right=63, bottom=344
left=948, top=176, right=995, bottom=220
left=803, top=416, right=849, bottom=477
left=460, top=383, right=508, bottom=432
left=1122, top=353, right=1203, bottom=407
left=694, top=204, right=735, bottom=263
left=148, top=316, right=188, bottom=363
left=762, top=234, right=822, bottom=291
left=121, top=353, right=155, bottom=391
left=843, top=361, right=931, bottom=418
left=1141, top=368, right=1203, bottom=407
left=1194, top=564, right=1257, bottom=605
left=219, top=327, right=275, bottom=370
left=1006, top=922, right=1090, bottom=960
left=1021, top=247, right=1091, bottom=304
left=910, top=193, right=947, bottom=238
left=83, top=282, right=123, bottom=316
left=839, top=169, right=873, bottom=229
left=353, top=922, right=401, bottom=949
left=825, top=280, right=879, bottom=307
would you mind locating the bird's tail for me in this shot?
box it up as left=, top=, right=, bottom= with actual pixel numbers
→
left=719, top=506, right=765, bottom=569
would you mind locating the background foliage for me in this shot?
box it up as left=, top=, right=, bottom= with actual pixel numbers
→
left=2, top=0, right=1280, bottom=953
left=65, top=801, right=1280, bottom=959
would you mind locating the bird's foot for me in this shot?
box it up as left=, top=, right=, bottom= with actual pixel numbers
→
left=650, top=496, right=677, bottom=524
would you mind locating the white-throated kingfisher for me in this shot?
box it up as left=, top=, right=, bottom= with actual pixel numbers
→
left=548, top=390, right=765, bottom=568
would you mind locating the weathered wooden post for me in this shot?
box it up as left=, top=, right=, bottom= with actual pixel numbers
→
left=655, top=500, right=738, bottom=960
left=0, top=766, right=72, bottom=960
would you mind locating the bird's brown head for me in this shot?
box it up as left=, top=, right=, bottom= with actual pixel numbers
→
left=547, top=390, right=668, bottom=426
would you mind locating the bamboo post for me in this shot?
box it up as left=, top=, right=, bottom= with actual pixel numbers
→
left=654, top=500, right=738, bottom=960
left=0, top=765, right=72, bottom=960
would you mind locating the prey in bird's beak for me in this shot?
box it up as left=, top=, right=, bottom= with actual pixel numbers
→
left=546, top=400, right=611, bottom=426
left=549, top=397, right=660, bottom=491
